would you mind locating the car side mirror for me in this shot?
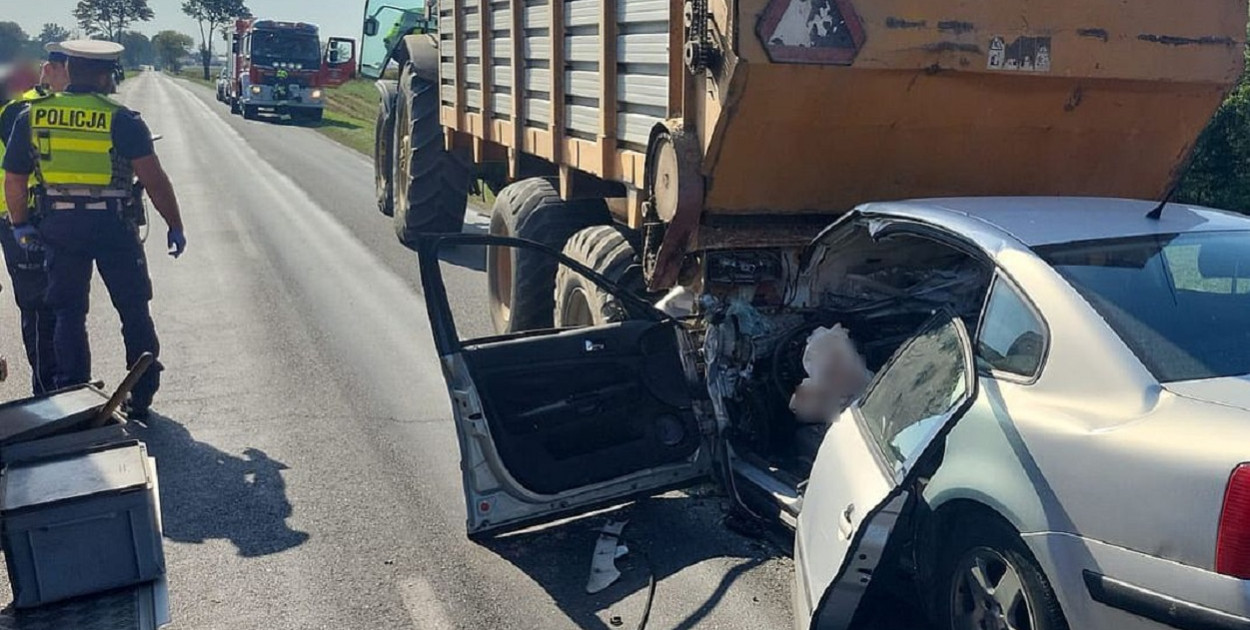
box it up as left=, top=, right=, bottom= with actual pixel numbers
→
left=363, top=17, right=379, bottom=37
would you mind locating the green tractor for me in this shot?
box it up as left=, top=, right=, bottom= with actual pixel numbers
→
left=359, top=0, right=470, bottom=243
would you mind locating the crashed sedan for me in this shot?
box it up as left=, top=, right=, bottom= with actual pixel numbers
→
left=417, top=197, right=1250, bottom=630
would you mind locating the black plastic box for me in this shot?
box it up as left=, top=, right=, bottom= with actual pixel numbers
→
left=1, top=442, right=165, bottom=608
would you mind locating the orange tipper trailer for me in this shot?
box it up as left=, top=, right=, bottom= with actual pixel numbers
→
left=365, top=0, right=1245, bottom=289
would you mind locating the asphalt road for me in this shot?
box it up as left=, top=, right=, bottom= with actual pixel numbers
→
left=0, top=70, right=798, bottom=629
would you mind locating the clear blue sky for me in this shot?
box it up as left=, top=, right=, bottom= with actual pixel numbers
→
left=6, top=0, right=364, bottom=43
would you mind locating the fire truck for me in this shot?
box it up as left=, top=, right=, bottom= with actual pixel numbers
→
left=225, top=19, right=358, bottom=122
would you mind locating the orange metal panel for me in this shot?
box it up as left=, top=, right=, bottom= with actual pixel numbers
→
left=565, top=138, right=605, bottom=176
left=478, top=0, right=493, bottom=141
left=491, top=120, right=514, bottom=148
left=703, top=67, right=1232, bottom=214
left=466, top=112, right=485, bottom=137
left=599, top=0, right=619, bottom=179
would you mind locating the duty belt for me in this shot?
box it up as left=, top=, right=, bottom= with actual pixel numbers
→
left=48, top=200, right=119, bottom=211
left=41, top=187, right=130, bottom=211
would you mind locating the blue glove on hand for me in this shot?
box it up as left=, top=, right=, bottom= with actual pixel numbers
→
left=167, top=229, right=186, bottom=258
left=12, top=224, right=42, bottom=253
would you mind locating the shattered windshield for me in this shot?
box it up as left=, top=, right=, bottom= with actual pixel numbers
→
left=1038, top=231, right=1250, bottom=383
left=252, top=31, right=321, bottom=67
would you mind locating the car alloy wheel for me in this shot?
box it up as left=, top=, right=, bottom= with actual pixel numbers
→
left=950, top=546, right=1035, bottom=630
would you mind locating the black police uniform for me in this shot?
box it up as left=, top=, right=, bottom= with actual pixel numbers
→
left=3, top=85, right=162, bottom=405
left=0, top=88, right=57, bottom=394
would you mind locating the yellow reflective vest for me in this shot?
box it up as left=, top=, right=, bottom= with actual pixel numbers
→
left=28, top=92, right=125, bottom=190
left=0, top=87, right=48, bottom=215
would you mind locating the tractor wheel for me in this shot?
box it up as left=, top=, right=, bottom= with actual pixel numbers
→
left=393, top=63, right=470, bottom=246
left=554, top=225, right=643, bottom=328
left=374, top=103, right=395, bottom=216
left=486, top=178, right=611, bottom=334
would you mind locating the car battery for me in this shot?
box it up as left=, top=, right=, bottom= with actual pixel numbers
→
left=1, top=442, right=165, bottom=608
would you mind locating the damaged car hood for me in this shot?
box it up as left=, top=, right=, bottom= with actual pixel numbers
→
left=1166, top=376, right=1250, bottom=412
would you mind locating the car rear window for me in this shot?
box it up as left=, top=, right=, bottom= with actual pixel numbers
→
left=1037, top=231, right=1250, bottom=383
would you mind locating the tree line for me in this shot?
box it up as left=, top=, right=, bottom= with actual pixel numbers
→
left=0, top=0, right=251, bottom=79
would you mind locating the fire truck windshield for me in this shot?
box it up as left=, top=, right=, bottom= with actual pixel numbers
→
left=252, top=31, right=321, bottom=67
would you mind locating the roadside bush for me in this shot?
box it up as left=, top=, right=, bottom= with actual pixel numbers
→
left=1176, top=26, right=1250, bottom=212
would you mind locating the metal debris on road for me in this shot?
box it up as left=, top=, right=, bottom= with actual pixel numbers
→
left=587, top=520, right=629, bottom=594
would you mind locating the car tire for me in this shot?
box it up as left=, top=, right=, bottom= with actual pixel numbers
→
left=230, top=98, right=241, bottom=115
left=936, top=515, right=1069, bottom=630
left=392, top=63, right=470, bottom=246
left=374, top=104, right=395, bottom=217
left=554, top=225, right=643, bottom=328
left=487, top=178, right=611, bottom=334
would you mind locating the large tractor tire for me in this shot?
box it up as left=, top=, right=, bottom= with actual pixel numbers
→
left=393, top=64, right=470, bottom=246
left=554, top=225, right=643, bottom=328
left=487, top=178, right=611, bottom=334
left=374, top=103, right=395, bottom=216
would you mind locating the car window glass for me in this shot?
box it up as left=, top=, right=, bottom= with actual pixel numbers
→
left=1164, top=243, right=1250, bottom=294
left=977, top=277, right=1046, bottom=377
left=1038, top=231, right=1250, bottom=383
left=858, top=317, right=969, bottom=478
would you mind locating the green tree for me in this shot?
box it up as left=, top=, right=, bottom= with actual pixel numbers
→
left=1177, top=27, right=1250, bottom=213
left=36, top=23, right=73, bottom=47
left=182, top=0, right=252, bottom=80
left=73, top=0, right=155, bottom=43
left=152, top=30, right=194, bottom=72
left=120, top=31, right=155, bottom=68
left=0, top=22, right=29, bottom=63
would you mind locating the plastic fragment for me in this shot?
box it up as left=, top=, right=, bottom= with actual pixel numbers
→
left=655, top=286, right=696, bottom=317
left=587, top=520, right=629, bottom=594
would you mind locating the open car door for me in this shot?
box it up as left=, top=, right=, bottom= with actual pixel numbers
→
left=418, top=235, right=713, bottom=537
left=795, top=311, right=977, bottom=629
left=321, top=37, right=357, bottom=86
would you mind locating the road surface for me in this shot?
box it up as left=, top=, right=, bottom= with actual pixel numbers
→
left=0, top=70, right=798, bottom=629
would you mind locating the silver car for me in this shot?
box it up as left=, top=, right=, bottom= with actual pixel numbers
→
left=417, top=198, right=1250, bottom=630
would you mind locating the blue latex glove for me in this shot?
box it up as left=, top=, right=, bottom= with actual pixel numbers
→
left=167, top=229, right=186, bottom=258
left=12, top=224, right=42, bottom=253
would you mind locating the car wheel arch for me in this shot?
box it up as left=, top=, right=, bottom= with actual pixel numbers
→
left=914, top=498, right=1021, bottom=610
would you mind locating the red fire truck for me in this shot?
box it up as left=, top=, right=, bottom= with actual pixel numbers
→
left=225, top=19, right=357, bottom=122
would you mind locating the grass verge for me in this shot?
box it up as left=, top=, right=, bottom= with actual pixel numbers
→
left=177, top=67, right=217, bottom=89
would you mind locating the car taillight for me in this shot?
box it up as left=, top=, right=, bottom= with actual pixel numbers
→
left=1217, top=463, right=1250, bottom=579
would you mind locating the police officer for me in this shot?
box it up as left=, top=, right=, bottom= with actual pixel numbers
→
left=0, top=46, right=71, bottom=394
left=3, top=41, right=186, bottom=419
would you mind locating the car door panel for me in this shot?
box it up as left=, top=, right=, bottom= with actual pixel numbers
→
left=418, top=235, right=711, bottom=536
left=798, top=312, right=977, bottom=629
left=464, top=320, right=703, bottom=496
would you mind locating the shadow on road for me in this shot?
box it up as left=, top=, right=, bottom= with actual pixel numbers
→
left=479, top=492, right=784, bottom=630
left=136, top=414, right=310, bottom=558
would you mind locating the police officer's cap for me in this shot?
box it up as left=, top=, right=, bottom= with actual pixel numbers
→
left=44, top=42, right=69, bottom=64
left=58, top=40, right=124, bottom=63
